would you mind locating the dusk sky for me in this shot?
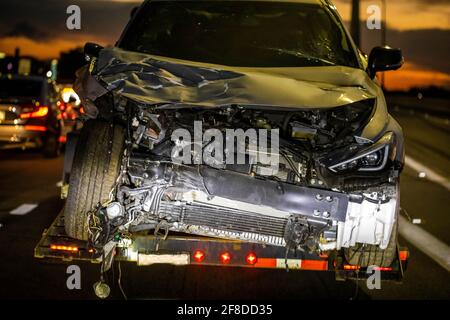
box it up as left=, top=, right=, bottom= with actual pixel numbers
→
left=0, top=0, right=449, bottom=90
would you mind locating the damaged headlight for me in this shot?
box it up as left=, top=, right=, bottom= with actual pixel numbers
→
left=327, top=132, right=395, bottom=173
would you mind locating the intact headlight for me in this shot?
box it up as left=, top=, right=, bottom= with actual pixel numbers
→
left=328, top=132, right=394, bottom=173
left=330, top=146, right=388, bottom=172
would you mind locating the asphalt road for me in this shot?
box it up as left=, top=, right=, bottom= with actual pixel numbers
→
left=0, top=108, right=449, bottom=300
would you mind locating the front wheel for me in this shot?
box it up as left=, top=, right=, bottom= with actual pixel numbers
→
left=344, top=220, right=398, bottom=268
left=64, top=120, right=125, bottom=240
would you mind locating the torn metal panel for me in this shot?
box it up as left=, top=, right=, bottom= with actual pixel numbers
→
left=74, top=65, right=107, bottom=118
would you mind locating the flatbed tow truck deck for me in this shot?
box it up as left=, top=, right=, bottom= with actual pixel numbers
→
left=35, top=210, right=409, bottom=297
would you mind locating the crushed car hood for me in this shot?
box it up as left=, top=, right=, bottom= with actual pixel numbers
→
left=77, top=47, right=379, bottom=110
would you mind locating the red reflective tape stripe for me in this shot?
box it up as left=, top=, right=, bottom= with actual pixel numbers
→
left=255, top=258, right=327, bottom=270
left=343, top=264, right=360, bottom=270
left=254, top=258, right=277, bottom=268
left=374, top=266, right=393, bottom=271
left=301, top=260, right=328, bottom=271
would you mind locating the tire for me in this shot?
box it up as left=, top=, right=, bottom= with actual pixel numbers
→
left=344, top=220, right=398, bottom=268
left=64, top=120, right=125, bottom=240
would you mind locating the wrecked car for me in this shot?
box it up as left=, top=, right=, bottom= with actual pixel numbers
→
left=65, top=0, right=405, bottom=268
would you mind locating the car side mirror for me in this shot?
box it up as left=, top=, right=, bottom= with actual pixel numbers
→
left=84, top=42, right=104, bottom=61
left=367, top=46, right=404, bottom=79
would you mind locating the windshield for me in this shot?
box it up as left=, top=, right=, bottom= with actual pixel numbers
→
left=119, top=1, right=359, bottom=68
left=0, top=78, right=43, bottom=99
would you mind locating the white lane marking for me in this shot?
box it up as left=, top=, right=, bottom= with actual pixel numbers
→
left=405, top=155, right=450, bottom=192
left=398, top=215, right=450, bottom=272
left=9, top=204, right=38, bottom=215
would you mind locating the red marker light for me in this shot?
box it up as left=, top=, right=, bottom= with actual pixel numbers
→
left=193, top=250, right=205, bottom=263
left=399, top=250, right=409, bottom=261
left=50, top=245, right=78, bottom=252
left=220, top=252, right=231, bottom=264
left=246, top=252, right=257, bottom=265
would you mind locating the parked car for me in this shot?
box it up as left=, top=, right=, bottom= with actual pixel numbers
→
left=0, top=75, right=64, bottom=157
left=65, top=0, right=405, bottom=268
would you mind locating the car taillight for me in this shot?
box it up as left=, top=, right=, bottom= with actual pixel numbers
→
left=220, top=252, right=231, bottom=264
left=193, top=250, right=205, bottom=262
left=24, top=125, right=47, bottom=132
left=246, top=252, right=258, bottom=265
left=20, top=106, right=49, bottom=119
left=57, top=101, right=66, bottom=111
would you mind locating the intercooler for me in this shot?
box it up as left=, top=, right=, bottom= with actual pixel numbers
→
left=158, top=201, right=288, bottom=246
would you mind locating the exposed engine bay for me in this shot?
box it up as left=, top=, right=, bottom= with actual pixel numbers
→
left=87, top=100, right=400, bottom=255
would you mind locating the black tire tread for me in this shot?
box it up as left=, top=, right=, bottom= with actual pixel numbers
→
left=344, top=220, right=398, bottom=267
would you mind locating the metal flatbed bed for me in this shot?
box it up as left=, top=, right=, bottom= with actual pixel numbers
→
left=35, top=210, right=409, bottom=283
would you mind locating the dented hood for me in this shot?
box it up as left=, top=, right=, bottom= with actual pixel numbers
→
left=77, top=47, right=378, bottom=109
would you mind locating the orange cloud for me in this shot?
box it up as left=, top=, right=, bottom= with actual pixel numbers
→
left=0, top=36, right=110, bottom=60
left=381, top=62, right=450, bottom=91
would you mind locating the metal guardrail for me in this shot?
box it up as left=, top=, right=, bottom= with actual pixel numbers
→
left=386, top=94, right=450, bottom=117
